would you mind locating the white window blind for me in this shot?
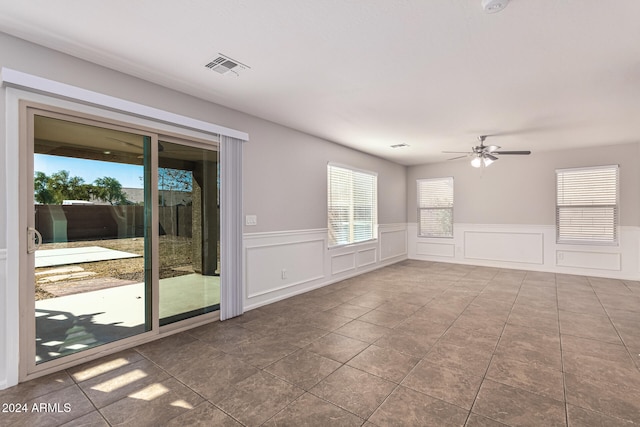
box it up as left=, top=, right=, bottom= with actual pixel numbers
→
left=328, top=164, right=377, bottom=247
left=417, top=177, right=454, bottom=237
left=556, top=165, right=619, bottom=244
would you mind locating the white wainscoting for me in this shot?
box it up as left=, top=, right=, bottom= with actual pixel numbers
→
left=357, top=247, right=378, bottom=268
left=246, top=237, right=325, bottom=298
left=556, top=250, right=621, bottom=271
left=330, top=250, right=357, bottom=275
left=408, top=223, right=640, bottom=280
left=243, top=224, right=408, bottom=310
left=464, top=231, right=544, bottom=265
left=416, top=242, right=455, bottom=258
left=380, top=225, right=407, bottom=261
left=0, top=248, right=7, bottom=390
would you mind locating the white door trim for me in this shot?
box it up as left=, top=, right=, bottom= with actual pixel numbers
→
left=3, top=73, right=247, bottom=388
left=0, top=67, right=248, bottom=141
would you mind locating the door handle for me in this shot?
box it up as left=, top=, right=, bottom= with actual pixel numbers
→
left=27, top=227, right=42, bottom=254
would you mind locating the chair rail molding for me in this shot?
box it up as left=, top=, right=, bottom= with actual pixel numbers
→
left=243, top=224, right=408, bottom=310
left=408, top=222, right=640, bottom=280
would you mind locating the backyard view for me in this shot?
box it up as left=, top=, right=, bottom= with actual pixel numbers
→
left=35, top=235, right=193, bottom=300
left=31, top=113, right=220, bottom=364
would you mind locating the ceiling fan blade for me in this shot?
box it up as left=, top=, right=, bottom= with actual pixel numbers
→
left=447, top=155, right=469, bottom=160
left=493, top=150, right=531, bottom=155
left=485, top=145, right=500, bottom=152
left=485, top=153, right=498, bottom=161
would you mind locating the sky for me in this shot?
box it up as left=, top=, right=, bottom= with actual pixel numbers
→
left=34, top=154, right=144, bottom=189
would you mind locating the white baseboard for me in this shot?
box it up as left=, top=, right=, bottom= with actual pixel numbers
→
left=408, top=223, right=640, bottom=281
left=241, top=222, right=640, bottom=314
left=243, top=224, right=408, bottom=310
left=0, top=249, right=8, bottom=390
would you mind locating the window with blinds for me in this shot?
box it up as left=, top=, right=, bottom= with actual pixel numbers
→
left=556, top=165, right=619, bottom=244
left=328, top=164, right=377, bottom=247
left=417, top=177, right=454, bottom=237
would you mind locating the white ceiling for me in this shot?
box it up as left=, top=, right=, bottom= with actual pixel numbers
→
left=1, top=0, right=640, bottom=166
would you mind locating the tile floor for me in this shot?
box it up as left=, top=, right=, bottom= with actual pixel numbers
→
left=2, top=260, right=640, bottom=426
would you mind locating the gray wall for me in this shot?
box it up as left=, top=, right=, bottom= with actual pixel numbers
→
left=0, top=32, right=407, bottom=241
left=407, top=142, right=640, bottom=226
left=243, top=119, right=407, bottom=232
left=0, top=32, right=407, bottom=388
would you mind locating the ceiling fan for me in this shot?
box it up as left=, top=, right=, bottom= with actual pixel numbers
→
left=443, top=135, right=531, bottom=168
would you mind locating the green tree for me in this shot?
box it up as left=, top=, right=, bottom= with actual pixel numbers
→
left=34, top=171, right=56, bottom=204
left=67, top=175, right=92, bottom=200
left=34, top=170, right=91, bottom=204
left=34, top=170, right=128, bottom=205
left=93, top=176, right=128, bottom=205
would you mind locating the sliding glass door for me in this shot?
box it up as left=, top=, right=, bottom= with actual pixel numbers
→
left=23, top=107, right=219, bottom=374
left=158, top=139, right=220, bottom=325
left=29, top=111, right=153, bottom=365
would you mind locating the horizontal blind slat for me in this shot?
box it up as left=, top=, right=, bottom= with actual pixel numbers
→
left=556, top=165, right=618, bottom=243
left=418, top=177, right=454, bottom=237
left=328, top=164, right=377, bottom=246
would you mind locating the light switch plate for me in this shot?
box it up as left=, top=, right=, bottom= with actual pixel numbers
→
left=245, top=215, right=257, bottom=226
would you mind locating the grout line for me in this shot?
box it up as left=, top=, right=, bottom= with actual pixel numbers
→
left=32, top=263, right=639, bottom=426
left=460, top=268, right=525, bottom=427
left=555, top=274, right=570, bottom=427
left=562, top=276, right=640, bottom=425
left=61, top=372, right=108, bottom=426
left=587, top=276, right=640, bottom=376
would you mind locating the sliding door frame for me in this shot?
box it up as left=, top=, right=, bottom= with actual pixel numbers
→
left=3, top=68, right=247, bottom=387
left=12, top=96, right=232, bottom=383
left=20, top=106, right=162, bottom=380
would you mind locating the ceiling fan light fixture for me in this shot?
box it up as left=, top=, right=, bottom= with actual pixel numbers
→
left=446, top=135, right=529, bottom=168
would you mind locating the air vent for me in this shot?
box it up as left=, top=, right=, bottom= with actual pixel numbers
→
left=205, top=54, right=249, bottom=76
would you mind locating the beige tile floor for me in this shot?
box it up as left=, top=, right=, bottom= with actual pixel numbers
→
left=2, top=260, right=640, bottom=426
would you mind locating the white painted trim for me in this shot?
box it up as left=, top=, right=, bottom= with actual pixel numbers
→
left=0, top=249, right=8, bottom=392
left=4, top=89, right=22, bottom=389
left=416, top=242, right=456, bottom=258
left=243, top=254, right=405, bottom=312
left=408, top=222, right=640, bottom=281
left=556, top=250, right=621, bottom=271
left=245, top=237, right=326, bottom=298
left=331, top=251, right=357, bottom=275
left=357, top=247, right=378, bottom=268
left=244, top=228, right=328, bottom=240
left=463, top=230, right=544, bottom=265
left=245, top=238, right=326, bottom=251
left=242, top=225, right=407, bottom=311
left=246, top=273, right=327, bottom=299
left=0, top=67, right=249, bottom=141
left=455, top=223, right=551, bottom=231
left=379, top=223, right=408, bottom=261
left=2, top=82, right=248, bottom=388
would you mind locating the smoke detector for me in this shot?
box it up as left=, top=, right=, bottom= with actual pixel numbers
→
left=482, top=0, right=509, bottom=13
left=205, top=54, right=250, bottom=76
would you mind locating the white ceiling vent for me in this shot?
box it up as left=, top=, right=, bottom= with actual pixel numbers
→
left=205, top=54, right=249, bottom=76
